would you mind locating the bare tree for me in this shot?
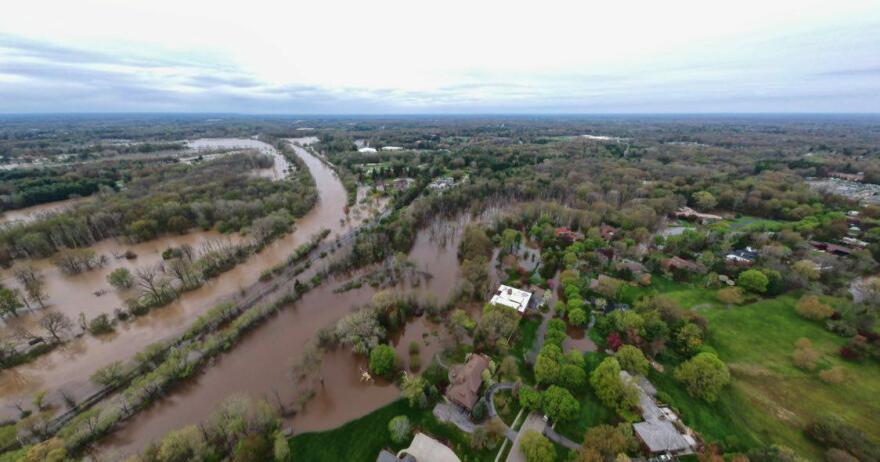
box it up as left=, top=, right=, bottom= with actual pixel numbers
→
left=135, top=265, right=173, bottom=304
left=14, top=265, right=48, bottom=309
left=39, top=312, right=73, bottom=343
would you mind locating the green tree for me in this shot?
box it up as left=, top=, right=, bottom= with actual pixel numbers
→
left=0, top=287, right=23, bottom=318
left=560, top=364, right=587, bottom=390
left=582, top=424, right=629, bottom=460
left=737, top=269, right=769, bottom=294
left=519, top=386, right=542, bottom=410
left=569, top=308, right=588, bottom=327
left=401, top=373, right=428, bottom=407
left=459, top=225, right=492, bottom=261
left=156, top=425, right=208, bottom=462
left=615, top=345, right=649, bottom=376
left=519, top=430, right=555, bottom=462
left=674, top=352, right=731, bottom=402
left=388, top=415, right=412, bottom=444
left=693, top=191, right=717, bottom=211
left=589, top=357, right=639, bottom=414
left=541, top=385, right=580, bottom=422
left=369, top=344, right=397, bottom=378
left=107, top=267, right=134, bottom=290
left=675, top=322, right=704, bottom=356
left=90, top=361, right=125, bottom=387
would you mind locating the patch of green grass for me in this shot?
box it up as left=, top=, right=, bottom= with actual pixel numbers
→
left=725, top=216, right=786, bottom=232
left=656, top=294, right=880, bottom=459
left=0, top=424, right=16, bottom=450
left=512, top=316, right=541, bottom=359
left=554, top=386, right=617, bottom=442
left=620, top=276, right=717, bottom=310
left=290, top=399, right=495, bottom=462
left=492, top=390, right=522, bottom=427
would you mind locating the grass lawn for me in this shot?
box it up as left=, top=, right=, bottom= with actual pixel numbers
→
left=723, top=216, right=786, bottom=232
left=654, top=293, right=880, bottom=459
left=620, top=276, right=718, bottom=309
left=554, top=386, right=617, bottom=442
left=290, top=399, right=496, bottom=462
left=492, top=389, right=522, bottom=427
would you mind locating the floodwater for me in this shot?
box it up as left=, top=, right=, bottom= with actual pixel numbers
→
left=96, top=215, right=471, bottom=458
left=563, top=326, right=597, bottom=353
left=0, top=138, right=381, bottom=419
left=187, top=138, right=291, bottom=181
left=0, top=196, right=92, bottom=225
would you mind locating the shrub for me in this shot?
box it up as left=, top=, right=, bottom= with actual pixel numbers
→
left=615, top=345, right=649, bottom=376
left=716, top=287, right=745, bottom=305
left=107, top=268, right=133, bottom=290
left=737, top=269, right=768, bottom=294
left=519, top=430, right=555, bottom=462
left=387, top=415, right=412, bottom=444
left=88, top=314, right=115, bottom=336
left=795, top=295, right=833, bottom=321
left=819, top=366, right=845, bottom=384
left=568, top=308, right=588, bottom=326
left=368, top=344, right=397, bottom=378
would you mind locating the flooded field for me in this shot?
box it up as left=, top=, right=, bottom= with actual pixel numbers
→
left=0, top=138, right=382, bottom=419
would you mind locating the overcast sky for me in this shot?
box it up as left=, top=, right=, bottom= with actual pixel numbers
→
left=1, top=0, right=879, bottom=114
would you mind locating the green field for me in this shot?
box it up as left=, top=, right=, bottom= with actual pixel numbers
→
left=647, top=293, right=880, bottom=458
left=290, top=400, right=496, bottom=462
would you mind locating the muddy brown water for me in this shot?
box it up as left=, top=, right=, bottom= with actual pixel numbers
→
left=0, top=138, right=384, bottom=419
left=95, top=215, right=473, bottom=459
left=0, top=197, right=92, bottom=226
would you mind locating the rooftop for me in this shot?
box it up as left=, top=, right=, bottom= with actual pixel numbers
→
left=398, top=433, right=460, bottom=462
left=445, top=354, right=490, bottom=411
left=489, top=285, right=533, bottom=313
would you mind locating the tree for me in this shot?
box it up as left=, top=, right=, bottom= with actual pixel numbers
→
left=792, top=259, right=820, bottom=282
left=39, top=311, right=72, bottom=342
left=560, top=364, right=587, bottom=390
left=14, top=265, right=48, bottom=309
left=476, top=304, right=520, bottom=351
left=91, top=361, right=125, bottom=387
left=273, top=431, right=290, bottom=461
left=737, top=269, right=768, bottom=294
left=459, top=225, right=492, bottom=261
left=519, top=430, right=555, bottom=462
left=569, top=308, right=588, bottom=327
left=0, top=288, right=23, bottom=318
left=541, top=385, right=580, bottom=422
left=369, top=344, right=397, bottom=378
left=449, top=309, right=476, bottom=342
left=107, top=267, right=134, bottom=290
left=676, top=322, right=704, bottom=355
left=615, top=345, right=649, bottom=376
left=401, top=373, right=427, bottom=407
left=460, top=257, right=490, bottom=300
left=156, top=425, right=208, bottom=462
left=716, top=287, right=745, bottom=306
left=693, top=191, right=717, bottom=211
left=21, top=437, right=66, bottom=462
left=519, top=386, right=542, bottom=410
left=674, top=352, right=730, bottom=402
left=335, top=308, right=385, bottom=355
left=582, top=424, right=628, bottom=460
left=388, top=415, right=412, bottom=444
left=589, top=357, right=638, bottom=413
left=795, top=295, right=833, bottom=321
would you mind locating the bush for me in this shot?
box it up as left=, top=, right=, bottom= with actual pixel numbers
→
left=795, top=295, right=833, bottom=321
left=107, top=267, right=133, bottom=290
left=369, top=344, right=397, bottom=378
left=88, top=314, right=115, bottom=335
left=737, top=269, right=768, bottom=294
left=716, top=287, right=745, bottom=305
left=387, top=415, right=412, bottom=444
left=819, top=366, right=845, bottom=384
left=568, top=308, right=588, bottom=326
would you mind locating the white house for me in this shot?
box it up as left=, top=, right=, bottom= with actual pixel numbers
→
left=358, top=147, right=378, bottom=153
left=490, top=285, right=533, bottom=314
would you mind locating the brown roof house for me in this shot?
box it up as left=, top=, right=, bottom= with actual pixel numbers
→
left=660, top=256, right=707, bottom=274
left=445, top=353, right=491, bottom=412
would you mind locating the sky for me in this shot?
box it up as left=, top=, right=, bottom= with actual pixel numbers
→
left=1, top=0, right=879, bottom=114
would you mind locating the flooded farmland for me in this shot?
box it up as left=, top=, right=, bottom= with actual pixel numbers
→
left=0, top=138, right=382, bottom=419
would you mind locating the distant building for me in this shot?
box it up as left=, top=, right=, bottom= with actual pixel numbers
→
left=555, top=227, right=584, bottom=243
left=445, top=354, right=491, bottom=412
left=810, top=241, right=854, bottom=257
left=673, top=207, right=722, bottom=224
left=842, top=236, right=868, bottom=248
left=725, top=247, right=758, bottom=265
left=358, top=147, right=378, bottom=153
left=829, top=171, right=864, bottom=182
left=428, top=177, right=455, bottom=191
left=600, top=223, right=619, bottom=240
left=490, top=285, right=533, bottom=314
left=660, top=256, right=706, bottom=274
left=382, top=146, right=404, bottom=151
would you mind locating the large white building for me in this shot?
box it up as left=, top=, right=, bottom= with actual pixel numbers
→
left=490, top=285, right=533, bottom=314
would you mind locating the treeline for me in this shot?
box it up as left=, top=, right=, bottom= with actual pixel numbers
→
left=0, top=152, right=317, bottom=266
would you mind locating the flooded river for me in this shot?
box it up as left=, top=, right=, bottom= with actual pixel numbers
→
left=0, top=138, right=382, bottom=419
left=96, top=214, right=473, bottom=458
